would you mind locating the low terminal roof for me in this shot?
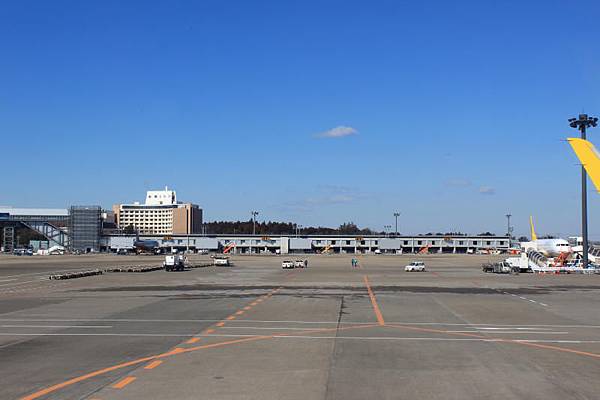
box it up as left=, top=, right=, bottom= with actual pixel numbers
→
left=0, top=207, right=69, bottom=217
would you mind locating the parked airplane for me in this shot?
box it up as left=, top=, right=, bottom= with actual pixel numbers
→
left=567, top=138, right=600, bottom=192
left=520, top=216, right=571, bottom=257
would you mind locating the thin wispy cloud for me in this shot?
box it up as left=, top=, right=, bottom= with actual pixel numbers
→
left=315, top=126, right=358, bottom=138
left=479, top=186, right=496, bottom=195
left=276, top=185, right=369, bottom=214
left=445, top=178, right=471, bottom=188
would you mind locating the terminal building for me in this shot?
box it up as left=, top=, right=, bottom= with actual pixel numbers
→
left=103, top=233, right=510, bottom=255
left=112, top=187, right=203, bottom=235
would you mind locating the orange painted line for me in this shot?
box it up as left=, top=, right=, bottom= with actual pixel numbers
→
left=204, top=329, right=215, bottom=334
left=235, top=311, right=244, bottom=315
left=385, top=324, right=600, bottom=360
left=215, top=322, right=225, bottom=327
left=112, top=376, right=136, bottom=389
left=243, top=306, right=251, bottom=310
left=186, top=337, right=201, bottom=344
left=20, top=336, right=269, bottom=400
left=250, top=302, right=259, bottom=306
left=20, top=323, right=379, bottom=400
left=363, top=275, right=385, bottom=326
left=226, top=316, right=236, bottom=320
left=143, top=360, right=163, bottom=370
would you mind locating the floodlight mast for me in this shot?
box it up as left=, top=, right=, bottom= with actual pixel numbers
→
left=569, top=114, right=598, bottom=269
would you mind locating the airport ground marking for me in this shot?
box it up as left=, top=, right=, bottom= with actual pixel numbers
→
left=19, top=323, right=377, bottom=400
left=143, top=360, right=163, bottom=370
left=20, top=277, right=294, bottom=399
left=186, top=337, right=201, bottom=344
left=385, top=323, right=600, bottom=360
left=112, top=376, right=136, bottom=389
left=363, top=275, right=385, bottom=326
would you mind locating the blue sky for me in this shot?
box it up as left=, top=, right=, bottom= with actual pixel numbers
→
left=2, top=1, right=600, bottom=237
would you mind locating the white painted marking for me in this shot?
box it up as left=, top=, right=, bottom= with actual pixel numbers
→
left=0, top=280, right=39, bottom=288
left=539, top=303, right=548, bottom=307
left=1, top=325, right=112, bottom=329
left=0, top=319, right=597, bottom=329
left=0, top=279, right=17, bottom=283
left=0, top=333, right=593, bottom=344
left=217, top=326, right=335, bottom=331
left=447, top=331, right=569, bottom=335
left=473, top=327, right=552, bottom=331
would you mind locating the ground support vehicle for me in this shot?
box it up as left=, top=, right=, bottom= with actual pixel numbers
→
left=214, top=256, right=231, bottom=266
left=405, top=261, right=426, bottom=272
left=164, top=255, right=185, bottom=271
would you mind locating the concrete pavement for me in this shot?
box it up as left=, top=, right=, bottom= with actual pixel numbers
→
left=1, top=254, right=600, bottom=399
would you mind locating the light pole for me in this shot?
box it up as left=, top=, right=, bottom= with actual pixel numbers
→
left=251, top=211, right=259, bottom=235
left=393, top=212, right=400, bottom=236
left=384, top=225, right=392, bottom=237
left=251, top=211, right=259, bottom=254
left=569, top=114, right=598, bottom=268
left=505, top=213, right=512, bottom=247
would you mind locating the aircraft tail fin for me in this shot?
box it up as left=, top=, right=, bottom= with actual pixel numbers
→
left=530, top=216, right=538, bottom=242
left=568, top=138, right=600, bottom=193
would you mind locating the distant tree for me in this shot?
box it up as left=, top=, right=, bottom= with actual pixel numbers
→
left=478, top=232, right=495, bottom=236
left=123, top=224, right=136, bottom=234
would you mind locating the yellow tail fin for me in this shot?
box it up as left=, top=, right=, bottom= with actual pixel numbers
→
left=529, top=216, right=538, bottom=241
left=568, top=138, right=600, bottom=193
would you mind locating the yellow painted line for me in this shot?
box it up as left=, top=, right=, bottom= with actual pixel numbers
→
left=250, top=302, right=259, bottom=306
left=215, top=322, right=225, bottom=327
left=112, top=376, right=136, bottom=389
left=235, top=311, right=244, bottom=315
left=363, top=275, right=385, bottom=326
left=143, top=360, right=163, bottom=370
left=204, top=329, right=215, bottom=334
left=226, top=316, right=236, bottom=320
left=186, top=337, right=201, bottom=344
left=243, top=306, right=251, bottom=310
left=170, top=347, right=185, bottom=354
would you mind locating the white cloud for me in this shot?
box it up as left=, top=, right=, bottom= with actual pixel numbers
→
left=479, top=186, right=496, bottom=195
left=315, top=126, right=358, bottom=138
left=445, top=179, right=471, bottom=188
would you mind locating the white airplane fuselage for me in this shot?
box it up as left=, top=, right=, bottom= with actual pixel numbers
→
left=522, top=239, right=571, bottom=257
